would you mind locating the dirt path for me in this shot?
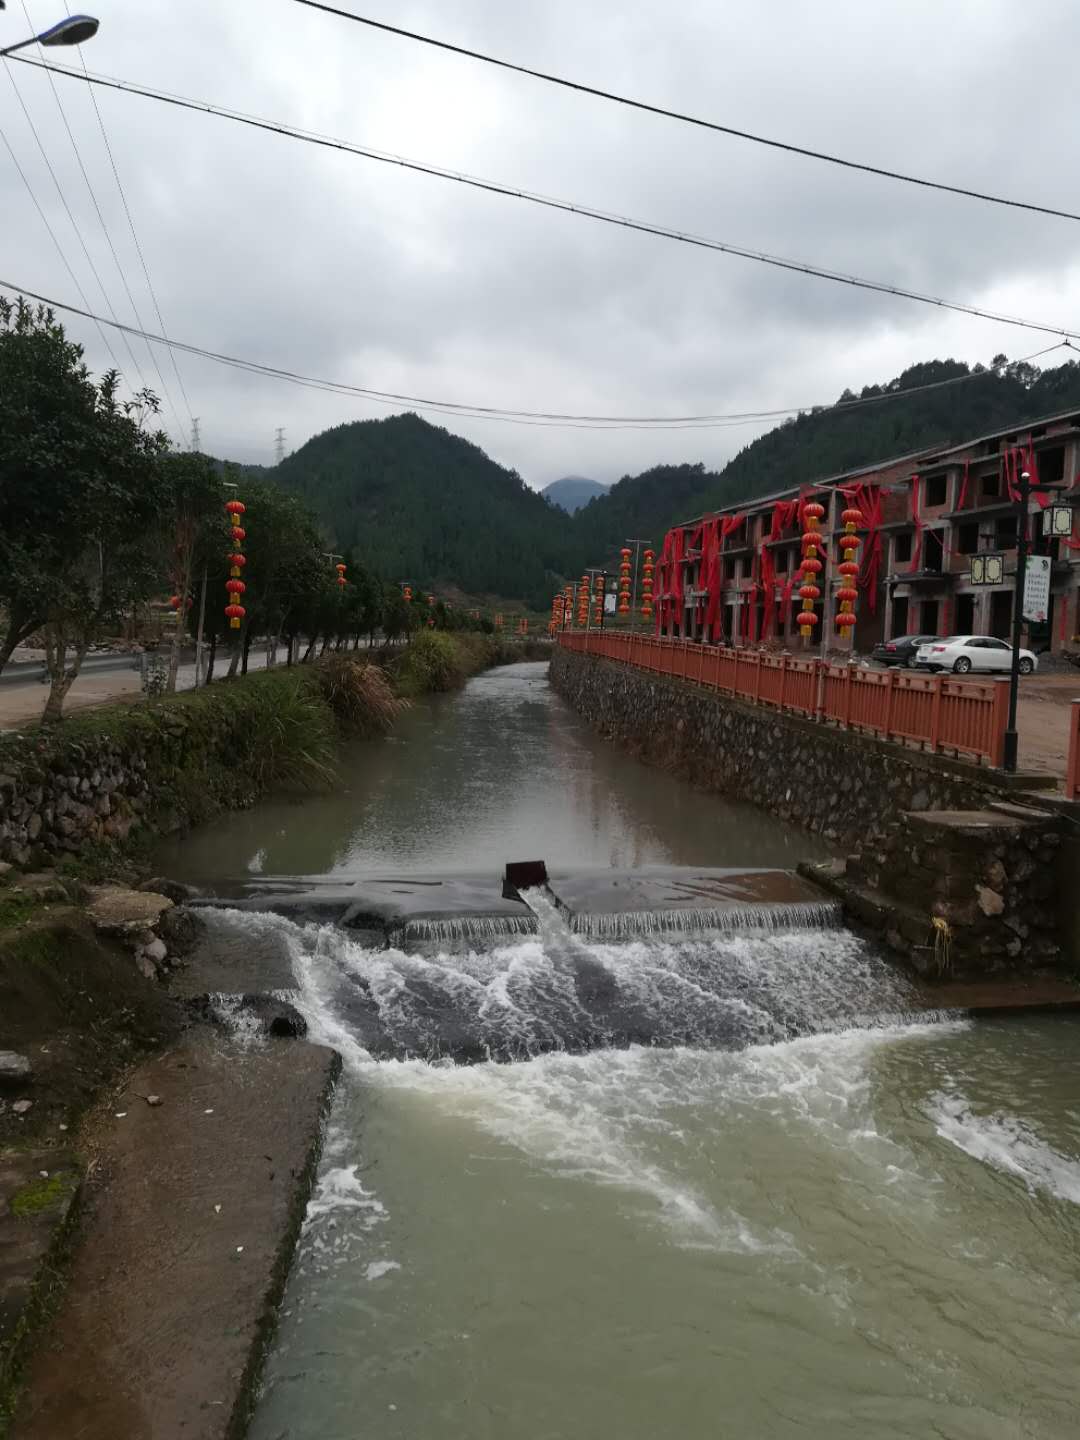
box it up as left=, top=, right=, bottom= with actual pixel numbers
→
left=1017, top=674, right=1080, bottom=783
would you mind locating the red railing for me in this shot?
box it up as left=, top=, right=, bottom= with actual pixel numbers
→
left=558, top=631, right=1009, bottom=767
left=1067, top=701, right=1080, bottom=801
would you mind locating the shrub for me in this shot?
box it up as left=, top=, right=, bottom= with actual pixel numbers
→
left=315, top=655, right=407, bottom=737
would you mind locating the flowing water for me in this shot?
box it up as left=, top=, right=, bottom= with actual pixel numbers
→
left=157, top=664, right=1080, bottom=1439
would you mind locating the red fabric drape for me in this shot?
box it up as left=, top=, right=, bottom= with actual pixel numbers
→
left=779, top=574, right=798, bottom=628
left=760, top=543, right=777, bottom=639
left=957, top=461, right=970, bottom=511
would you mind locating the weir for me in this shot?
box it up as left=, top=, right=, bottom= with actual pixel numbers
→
left=191, top=863, right=840, bottom=945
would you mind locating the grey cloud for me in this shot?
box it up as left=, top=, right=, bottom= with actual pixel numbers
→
left=2, top=0, right=1077, bottom=482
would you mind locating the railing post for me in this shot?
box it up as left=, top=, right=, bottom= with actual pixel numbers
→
left=752, top=650, right=762, bottom=705
left=843, top=663, right=853, bottom=730
left=733, top=647, right=741, bottom=698
left=928, top=674, right=944, bottom=753
left=714, top=643, right=721, bottom=689
left=778, top=654, right=788, bottom=712
left=882, top=668, right=897, bottom=742
left=990, top=678, right=1010, bottom=768
left=1067, top=699, right=1080, bottom=799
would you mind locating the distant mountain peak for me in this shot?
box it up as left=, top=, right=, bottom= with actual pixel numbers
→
left=542, top=475, right=609, bottom=513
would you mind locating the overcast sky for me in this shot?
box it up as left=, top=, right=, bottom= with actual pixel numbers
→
left=3, top=0, right=1078, bottom=487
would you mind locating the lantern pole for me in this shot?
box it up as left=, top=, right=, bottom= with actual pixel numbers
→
left=626, top=539, right=651, bottom=632
left=193, top=565, right=208, bottom=686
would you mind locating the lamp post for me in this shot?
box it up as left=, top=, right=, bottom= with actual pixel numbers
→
left=1002, top=470, right=1064, bottom=773
left=0, top=13, right=99, bottom=56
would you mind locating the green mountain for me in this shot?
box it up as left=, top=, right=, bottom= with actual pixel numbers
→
left=573, top=355, right=1080, bottom=562
left=273, top=413, right=572, bottom=609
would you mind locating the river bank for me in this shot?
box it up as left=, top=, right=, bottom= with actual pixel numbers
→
left=0, top=636, right=548, bottom=1434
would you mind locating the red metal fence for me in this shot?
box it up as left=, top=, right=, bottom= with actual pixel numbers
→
left=558, top=631, right=1009, bottom=767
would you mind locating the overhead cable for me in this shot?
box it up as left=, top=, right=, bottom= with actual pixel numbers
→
left=10, top=55, right=1080, bottom=349
left=290, top=0, right=1080, bottom=224
left=0, top=278, right=1068, bottom=434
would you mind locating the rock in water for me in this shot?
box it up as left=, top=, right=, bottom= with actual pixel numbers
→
left=0, top=1051, right=32, bottom=1085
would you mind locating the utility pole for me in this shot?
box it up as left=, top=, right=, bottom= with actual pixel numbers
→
left=191, top=417, right=201, bottom=453
left=275, top=427, right=286, bottom=465
left=625, top=538, right=652, bottom=631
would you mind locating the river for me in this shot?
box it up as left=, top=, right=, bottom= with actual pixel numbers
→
left=156, top=662, right=1080, bottom=1439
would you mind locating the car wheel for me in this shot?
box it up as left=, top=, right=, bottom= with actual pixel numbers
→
left=953, top=656, right=972, bottom=674
left=1018, top=657, right=1034, bottom=675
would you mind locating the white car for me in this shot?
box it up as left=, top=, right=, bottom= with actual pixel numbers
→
left=915, top=635, right=1037, bottom=675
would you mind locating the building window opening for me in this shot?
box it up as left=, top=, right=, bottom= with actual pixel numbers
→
left=895, top=533, right=913, bottom=564
left=982, top=471, right=1000, bottom=498
left=891, top=595, right=909, bottom=635
left=995, top=515, right=1018, bottom=548
left=925, top=474, right=947, bottom=507
left=954, top=593, right=975, bottom=632
left=923, top=529, right=944, bottom=573
left=956, top=522, right=980, bottom=555
left=1037, top=445, right=1065, bottom=488
left=920, top=599, right=939, bottom=634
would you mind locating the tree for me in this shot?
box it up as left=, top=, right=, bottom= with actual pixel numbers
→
left=0, top=297, right=169, bottom=716
left=161, top=450, right=223, bottom=690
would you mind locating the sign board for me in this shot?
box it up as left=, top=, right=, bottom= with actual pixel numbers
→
left=969, top=552, right=1005, bottom=586
left=1023, top=554, right=1051, bottom=623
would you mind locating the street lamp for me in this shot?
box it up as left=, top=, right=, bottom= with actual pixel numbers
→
left=0, top=13, right=99, bottom=57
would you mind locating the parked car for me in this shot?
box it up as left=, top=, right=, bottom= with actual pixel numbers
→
left=870, top=634, right=936, bottom=668
left=915, top=635, right=1037, bottom=675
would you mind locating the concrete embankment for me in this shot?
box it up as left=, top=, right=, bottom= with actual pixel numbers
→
left=11, top=1036, right=339, bottom=1440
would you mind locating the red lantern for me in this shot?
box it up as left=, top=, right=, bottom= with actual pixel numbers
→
left=804, top=502, right=825, bottom=520
left=841, top=507, right=862, bottom=528
left=838, top=560, right=859, bottom=578
left=835, top=611, right=857, bottom=629
left=836, top=587, right=858, bottom=604
left=169, top=594, right=181, bottom=610
left=800, top=556, right=822, bottom=575
left=801, top=531, right=822, bottom=551
left=230, top=553, right=247, bottom=569
left=225, top=500, right=246, bottom=517
left=226, top=579, right=246, bottom=595
left=798, top=584, right=821, bottom=602
left=230, top=526, right=246, bottom=543
left=225, top=603, right=246, bottom=629
left=796, top=610, right=818, bottom=629
left=224, top=496, right=248, bottom=631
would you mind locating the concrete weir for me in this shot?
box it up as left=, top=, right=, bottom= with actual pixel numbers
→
left=192, top=865, right=840, bottom=943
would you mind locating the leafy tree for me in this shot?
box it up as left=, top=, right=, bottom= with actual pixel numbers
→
left=161, top=450, right=224, bottom=690
left=0, top=297, right=170, bottom=717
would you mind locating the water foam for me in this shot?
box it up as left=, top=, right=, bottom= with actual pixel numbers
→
left=570, top=900, right=842, bottom=940
left=930, top=1091, right=1080, bottom=1205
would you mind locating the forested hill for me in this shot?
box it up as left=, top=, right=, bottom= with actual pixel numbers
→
left=265, top=356, right=1080, bottom=606
left=273, top=413, right=571, bottom=609
left=572, top=356, right=1080, bottom=559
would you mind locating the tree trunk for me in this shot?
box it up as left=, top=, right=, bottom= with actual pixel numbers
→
left=285, top=633, right=295, bottom=667
left=166, top=576, right=190, bottom=693
left=206, top=633, right=217, bottom=685
left=227, top=644, right=241, bottom=679
left=0, top=612, right=42, bottom=680
left=42, top=626, right=91, bottom=723
left=242, top=631, right=251, bottom=676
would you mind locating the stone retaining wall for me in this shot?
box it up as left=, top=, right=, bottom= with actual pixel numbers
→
left=551, top=647, right=1077, bottom=975
left=550, top=647, right=1031, bottom=847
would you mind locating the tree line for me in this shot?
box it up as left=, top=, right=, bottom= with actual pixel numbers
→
left=0, top=301, right=496, bottom=722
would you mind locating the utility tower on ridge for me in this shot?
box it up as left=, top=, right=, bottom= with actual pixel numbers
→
left=191, top=417, right=201, bottom=452
left=275, top=427, right=286, bottom=465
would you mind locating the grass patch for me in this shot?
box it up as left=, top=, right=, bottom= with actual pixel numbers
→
left=314, top=655, right=407, bottom=737
left=0, top=896, right=34, bottom=929
left=10, top=1172, right=78, bottom=1220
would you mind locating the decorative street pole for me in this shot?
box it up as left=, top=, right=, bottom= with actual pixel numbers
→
left=624, top=538, right=652, bottom=630
left=224, top=498, right=247, bottom=631
left=1002, top=472, right=1031, bottom=774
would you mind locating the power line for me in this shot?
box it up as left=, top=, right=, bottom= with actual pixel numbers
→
left=0, top=277, right=1068, bottom=433
left=1, top=57, right=130, bottom=382
left=0, top=121, right=125, bottom=373
left=290, top=0, right=1080, bottom=226
left=17, top=0, right=189, bottom=446
left=12, top=56, right=1080, bottom=351
left=62, top=0, right=195, bottom=437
